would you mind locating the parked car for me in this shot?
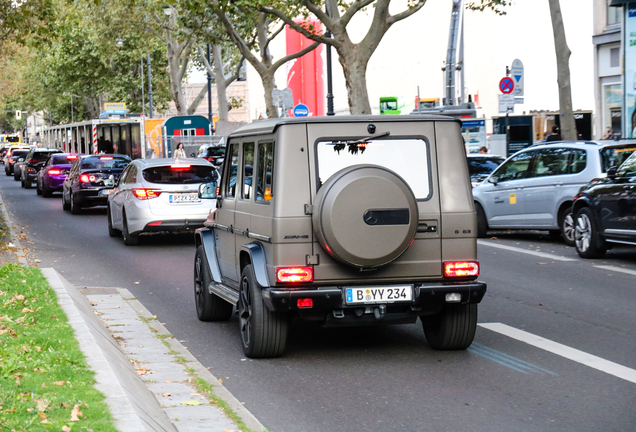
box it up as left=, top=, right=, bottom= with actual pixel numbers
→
left=3, top=145, right=30, bottom=169
left=194, top=144, right=225, bottom=167
left=472, top=141, right=636, bottom=245
left=7, top=149, right=30, bottom=178
left=62, top=154, right=131, bottom=214
left=572, top=151, right=636, bottom=258
left=107, top=158, right=218, bottom=245
left=193, top=115, right=486, bottom=358
left=467, top=154, right=505, bottom=187
left=36, top=153, right=82, bottom=197
left=20, top=148, right=62, bottom=189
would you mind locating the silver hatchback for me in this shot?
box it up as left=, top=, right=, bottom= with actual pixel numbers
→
left=472, top=141, right=636, bottom=245
left=107, top=158, right=218, bottom=245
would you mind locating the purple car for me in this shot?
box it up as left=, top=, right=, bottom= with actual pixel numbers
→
left=36, top=153, right=82, bottom=197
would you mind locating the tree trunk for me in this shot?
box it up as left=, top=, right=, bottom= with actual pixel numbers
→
left=261, top=69, right=278, bottom=119
left=336, top=48, right=371, bottom=115
left=548, top=0, right=576, bottom=140
left=214, top=44, right=229, bottom=122
left=166, top=37, right=187, bottom=115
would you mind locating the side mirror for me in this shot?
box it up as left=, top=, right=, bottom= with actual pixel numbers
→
left=190, top=152, right=196, bottom=157
left=18, top=157, right=24, bottom=162
left=607, top=166, right=618, bottom=180
left=488, top=175, right=498, bottom=186
left=199, top=181, right=217, bottom=199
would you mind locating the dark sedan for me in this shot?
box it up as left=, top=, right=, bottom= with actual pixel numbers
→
left=21, top=148, right=62, bottom=189
left=37, top=153, right=82, bottom=197
left=5, top=149, right=29, bottom=177
left=62, top=154, right=131, bottom=214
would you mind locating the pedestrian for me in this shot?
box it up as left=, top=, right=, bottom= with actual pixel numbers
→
left=602, top=126, right=613, bottom=140
left=174, top=142, right=186, bottom=159
left=545, top=125, right=561, bottom=142
left=479, top=146, right=488, bottom=154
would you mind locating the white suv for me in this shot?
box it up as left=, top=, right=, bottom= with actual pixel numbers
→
left=472, top=141, right=636, bottom=244
left=107, top=158, right=218, bottom=245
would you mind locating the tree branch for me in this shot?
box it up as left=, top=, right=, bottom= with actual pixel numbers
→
left=224, top=55, right=246, bottom=87
left=340, top=0, right=376, bottom=27
left=387, top=0, right=427, bottom=25
left=264, top=22, right=286, bottom=53
left=187, top=83, right=208, bottom=115
left=272, top=40, right=321, bottom=71
left=259, top=6, right=338, bottom=48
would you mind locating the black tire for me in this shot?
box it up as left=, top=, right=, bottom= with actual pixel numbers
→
left=239, top=264, right=288, bottom=358
left=13, top=171, right=20, bottom=181
left=42, top=185, right=52, bottom=198
left=194, top=245, right=233, bottom=321
left=70, top=192, right=82, bottom=214
left=36, top=179, right=42, bottom=195
left=107, top=204, right=121, bottom=237
left=422, top=303, right=478, bottom=350
left=122, top=211, right=139, bottom=246
left=5, top=167, right=9, bottom=176
left=559, top=207, right=575, bottom=246
left=24, top=177, right=31, bottom=189
left=20, top=177, right=25, bottom=188
left=475, top=202, right=488, bottom=238
left=574, top=207, right=606, bottom=259
left=62, top=189, right=71, bottom=211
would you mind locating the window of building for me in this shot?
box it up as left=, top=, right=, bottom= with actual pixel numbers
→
left=610, top=47, right=620, bottom=68
left=607, top=1, right=622, bottom=27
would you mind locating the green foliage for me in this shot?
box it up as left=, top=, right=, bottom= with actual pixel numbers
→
left=0, top=264, right=118, bottom=431
left=466, top=0, right=511, bottom=15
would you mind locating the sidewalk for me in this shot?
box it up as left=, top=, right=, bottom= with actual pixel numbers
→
left=1, top=192, right=265, bottom=432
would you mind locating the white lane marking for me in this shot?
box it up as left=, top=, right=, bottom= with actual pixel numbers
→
left=479, top=322, right=636, bottom=384
left=477, top=240, right=577, bottom=262
left=593, top=265, right=636, bottom=276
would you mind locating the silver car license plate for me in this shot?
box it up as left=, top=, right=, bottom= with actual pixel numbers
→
left=170, top=193, right=200, bottom=203
left=345, top=285, right=413, bottom=304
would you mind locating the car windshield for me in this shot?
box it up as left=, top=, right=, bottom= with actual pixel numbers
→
left=599, top=145, right=636, bottom=172
left=80, top=156, right=130, bottom=170
left=316, top=138, right=430, bottom=199
left=52, top=155, right=78, bottom=165
left=142, top=165, right=217, bottom=184
left=467, top=157, right=504, bottom=176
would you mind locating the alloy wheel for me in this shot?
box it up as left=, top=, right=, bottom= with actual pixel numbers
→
left=575, top=213, right=591, bottom=252
left=562, top=212, right=575, bottom=244
left=239, top=276, right=252, bottom=349
left=194, top=254, right=203, bottom=313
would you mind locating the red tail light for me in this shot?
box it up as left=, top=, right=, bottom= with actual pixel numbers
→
left=99, top=156, right=113, bottom=160
left=29, top=159, right=38, bottom=163
left=67, top=155, right=77, bottom=160
left=297, top=298, right=313, bottom=308
left=80, top=174, right=96, bottom=183
left=147, top=222, right=162, bottom=226
left=444, top=261, right=479, bottom=277
left=48, top=169, right=61, bottom=175
left=276, top=267, right=313, bottom=283
left=132, top=188, right=162, bottom=200
left=8, top=158, right=14, bottom=164
left=171, top=164, right=190, bottom=170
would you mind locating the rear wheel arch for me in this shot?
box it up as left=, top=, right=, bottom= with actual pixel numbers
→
left=239, top=250, right=252, bottom=277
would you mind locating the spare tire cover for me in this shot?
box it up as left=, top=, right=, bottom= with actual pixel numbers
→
left=313, top=165, right=419, bottom=268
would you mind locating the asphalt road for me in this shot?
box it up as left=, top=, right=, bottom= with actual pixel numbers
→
left=2, top=172, right=636, bottom=432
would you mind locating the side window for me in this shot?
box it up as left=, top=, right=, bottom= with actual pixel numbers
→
left=568, top=149, right=587, bottom=174
left=242, top=142, right=254, bottom=200
left=225, top=144, right=240, bottom=198
left=617, top=152, right=636, bottom=177
left=129, top=166, right=138, bottom=183
left=256, top=142, right=274, bottom=202
left=118, top=166, right=131, bottom=186
left=495, top=151, right=533, bottom=182
left=530, top=148, right=569, bottom=177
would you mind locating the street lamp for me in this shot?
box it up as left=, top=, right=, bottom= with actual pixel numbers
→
left=325, top=3, right=334, bottom=116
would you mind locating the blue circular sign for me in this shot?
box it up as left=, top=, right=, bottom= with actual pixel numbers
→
left=293, top=104, right=309, bottom=117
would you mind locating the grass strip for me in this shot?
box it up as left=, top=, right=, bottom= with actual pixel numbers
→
left=0, top=263, right=118, bottom=431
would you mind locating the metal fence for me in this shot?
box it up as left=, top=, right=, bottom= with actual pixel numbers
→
left=146, top=135, right=225, bottom=159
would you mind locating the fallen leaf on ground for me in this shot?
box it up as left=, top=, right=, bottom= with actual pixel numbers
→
left=70, top=403, right=82, bottom=421
left=62, top=426, right=71, bottom=432
left=160, top=393, right=171, bottom=397
left=180, top=400, right=202, bottom=406
left=36, top=398, right=49, bottom=412
left=38, top=412, right=46, bottom=419
left=52, top=381, right=65, bottom=386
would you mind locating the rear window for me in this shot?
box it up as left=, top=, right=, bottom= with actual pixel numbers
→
left=467, top=157, right=504, bottom=176
left=11, top=150, right=29, bottom=158
left=317, top=138, right=430, bottom=199
left=202, top=147, right=225, bottom=158
left=52, top=155, right=77, bottom=165
left=80, top=156, right=130, bottom=170
left=142, top=165, right=217, bottom=184
left=600, top=145, right=636, bottom=172
left=32, top=152, right=56, bottom=161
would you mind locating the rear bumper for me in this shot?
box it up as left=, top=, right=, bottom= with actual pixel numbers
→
left=75, top=189, right=112, bottom=206
left=47, top=176, right=66, bottom=190
left=142, top=219, right=207, bottom=232
left=262, top=281, right=487, bottom=324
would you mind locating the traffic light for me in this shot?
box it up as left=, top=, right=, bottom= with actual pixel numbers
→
left=16, top=111, right=21, bottom=120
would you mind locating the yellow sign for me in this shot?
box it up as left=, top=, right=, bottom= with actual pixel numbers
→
left=509, top=193, right=517, bottom=204
left=104, top=102, right=126, bottom=111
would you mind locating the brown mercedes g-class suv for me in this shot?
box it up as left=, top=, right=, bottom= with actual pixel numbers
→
left=193, top=115, right=486, bottom=358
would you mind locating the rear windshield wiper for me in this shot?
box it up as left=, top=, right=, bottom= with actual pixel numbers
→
left=331, top=131, right=390, bottom=154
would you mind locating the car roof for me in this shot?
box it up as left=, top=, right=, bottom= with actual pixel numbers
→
left=132, top=157, right=213, bottom=168
left=229, top=115, right=461, bottom=138
left=467, top=154, right=504, bottom=159
left=531, top=139, right=636, bottom=150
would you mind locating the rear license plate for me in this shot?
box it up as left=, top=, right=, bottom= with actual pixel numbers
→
left=345, top=286, right=413, bottom=304
left=99, top=189, right=113, bottom=196
left=170, top=193, right=200, bottom=203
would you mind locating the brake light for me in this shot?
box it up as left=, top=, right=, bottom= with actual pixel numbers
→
left=67, top=155, right=77, bottom=160
left=276, top=267, right=313, bottom=283
left=29, top=159, right=38, bottom=163
left=100, top=156, right=113, bottom=160
left=444, top=261, right=479, bottom=277
left=8, top=158, right=14, bottom=163
left=147, top=221, right=162, bottom=226
left=171, top=164, right=190, bottom=170
left=80, top=174, right=96, bottom=183
left=48, top=169, right=61, bottom=175
left=297, top=298, right=313, bottom=308
left=132, top=188, right=162, bottom=200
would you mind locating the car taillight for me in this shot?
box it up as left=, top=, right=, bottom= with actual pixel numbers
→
left=67, top=155, right=77, bottom=160
left=29, top=159, right=38, bottom=163
left=100, top=156, right=113, bottom=160
left=444, top=261, right=479, bottom=277
left=80, top=174, right=96, bottom=183
left=132, top=188, right=162, bottom=200
left=48, top=169, right=61, bottom=175
left=171, top=164, right=190, bottom=170
left=276, top=267, right=313, bottom=283
left=8, top=158, right=13, bottom=163
left=297, top=298, right=313, bottom=308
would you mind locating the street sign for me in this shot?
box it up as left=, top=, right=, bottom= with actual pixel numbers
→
left=514, top=97, right=524, bottom=104
left=499, top=77, right=515, bottom=94
left=293, top=103, right=309, bottom=117
left=511, top=59, right=524, bottom=96
left=16, top=111, right=21, bottom=120
left=499, top=94, right=514, bottom=114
